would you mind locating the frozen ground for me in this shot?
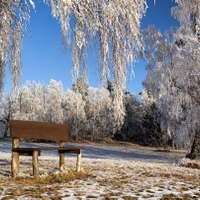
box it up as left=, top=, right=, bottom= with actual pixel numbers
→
left=0, top=140, right=200, bottom=199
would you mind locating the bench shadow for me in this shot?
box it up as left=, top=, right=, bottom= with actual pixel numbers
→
left=0, top=140, right=186, bottom=165
left=66, top=143, right=186, bottom=164
left=0, top=159, right=11, bottom=177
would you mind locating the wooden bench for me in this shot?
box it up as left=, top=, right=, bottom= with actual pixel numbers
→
left=10, top=120, right=83, bottom=179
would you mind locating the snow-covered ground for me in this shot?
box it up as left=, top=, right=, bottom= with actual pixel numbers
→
left=0, top=140, right=200, bottom=199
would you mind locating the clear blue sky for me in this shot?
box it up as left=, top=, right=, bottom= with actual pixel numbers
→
left=4, top=0, right=179, bottom=95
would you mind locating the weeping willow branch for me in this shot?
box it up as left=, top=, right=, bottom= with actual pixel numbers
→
left=0, top=0, right=32, bottom=95
left=43, top=0, right=147, bottom=128
left=1, top=0, right=147, bottom=129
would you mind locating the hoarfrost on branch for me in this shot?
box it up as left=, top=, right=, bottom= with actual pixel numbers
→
left=43, top=0, right=147, bottom=128
left=1, top=0, right=147, bottom=129
left=142, top=21, right=200, bottom=149
left=0, top=0, right=33, bottom=94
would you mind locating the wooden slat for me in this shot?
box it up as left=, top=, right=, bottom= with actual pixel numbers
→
left=58, top=149, right=81, bottom=154
left=12, top=147, right=82, bottom=151
left=18, top=151, right=41, bottom=156
left=10, top=120, right=69, bottom=142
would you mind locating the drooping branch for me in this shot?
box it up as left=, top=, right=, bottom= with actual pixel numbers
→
left=1, top=0, right=147, bottom=129
left=0, top=0, right=32, bottom=94
left=43, top=0, right=147, bottom=128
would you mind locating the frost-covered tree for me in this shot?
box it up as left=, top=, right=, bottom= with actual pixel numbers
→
left=1, top=0, right=147, bottom=135
left=142, top=22, right=200, bottom=158
left=30, top=83, right=49, bottom=122
left=1, top=79, right=151, bottom=142
left=12, top=86, right=30, bottom=120
left=0, top=0, right=33, bottom=137
left=84, top=87, right=114, bottom=141
left=0, top=0, right=34, bottom=94
left=42, top=0, right=147, bottom=129
left=0, top=93, right=17, bottom=137
left=84, top=87, right=103, bottom=141
left=62, top=89, right=86, bottom=140
left=46, top=80, right=64, bottom=123
left=172, top=0, right=200, bottom=41
left=139, top=89, right=162, bottom=146
left=0, top=84, right=37, bottom=136
left=72, top=76, right=89, bottom=101
left=97, top=87, right=114, bottom=137
left=172, top=0, right=200, bottom=157
left=71, top=77, right=116, bottom=141
left=1, top=0, right=147, bottom=122
left=120, top=92, right=142, bottom=142
left=1, top=80, right=64, bottom=123
left=166, top=0, right=200, bottom=157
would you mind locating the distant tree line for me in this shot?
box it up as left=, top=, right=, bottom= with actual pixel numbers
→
left=1, top=76, right=199, bottom=158
left=0, top=78, right=161, bottom=146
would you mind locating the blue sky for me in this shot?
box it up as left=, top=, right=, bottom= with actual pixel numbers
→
left=4, top=0, right=179, bottom=95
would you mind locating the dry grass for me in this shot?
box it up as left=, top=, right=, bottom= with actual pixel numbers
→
left=0, top=171, right=90, bottom=198
left=160, top=193, right=199, bottom=200
left=3, top=171, right=89, bottom=186
left=0, top=142, right=200, bottom=199
left=186, top=162, right=200, bottom=169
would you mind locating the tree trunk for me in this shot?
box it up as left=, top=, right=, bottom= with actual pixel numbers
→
left=187, top=131, right=200, bottom=159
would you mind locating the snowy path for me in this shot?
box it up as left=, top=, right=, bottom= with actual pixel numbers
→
left=0, top=140, right=200, bottom=199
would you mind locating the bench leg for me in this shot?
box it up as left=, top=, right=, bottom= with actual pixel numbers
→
left=32, top=151, right=39, bottom=179
left=59, top=142, right=65, bottom=171
left=12, top=138, right=19, bottom=178
left=76, top=150, right=82, bottom=172
left=11, top=152, right=19, bottom=178
left=59, top=153, right=65, bottom=171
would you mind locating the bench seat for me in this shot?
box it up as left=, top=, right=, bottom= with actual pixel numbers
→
left=12, top=147, right=82, bottom=153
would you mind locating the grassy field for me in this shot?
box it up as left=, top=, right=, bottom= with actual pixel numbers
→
left=0, top=140, right=200, bottom=199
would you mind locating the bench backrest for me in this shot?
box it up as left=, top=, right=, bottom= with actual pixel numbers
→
left=10, top=120, right=69, bottom=142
